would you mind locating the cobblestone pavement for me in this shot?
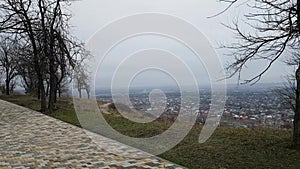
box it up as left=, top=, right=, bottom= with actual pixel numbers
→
left=0, top=100, right=185, bottom=169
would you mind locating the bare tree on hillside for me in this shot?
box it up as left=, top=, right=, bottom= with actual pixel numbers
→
left=0, top=0, right=84, bottom=112
left=218, top=0, right=300, bottom=145
left=74, top=62, right=90, bottom=99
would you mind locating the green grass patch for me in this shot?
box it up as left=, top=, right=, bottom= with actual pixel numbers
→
left=1, top=95, right=300, bottom=169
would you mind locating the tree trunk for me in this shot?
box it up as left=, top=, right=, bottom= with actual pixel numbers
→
left=78, top=88, right=82, bottom=98
left=5, top=79, right=9, bottom=95
left=86, top=89, right=90, bottom=99
left=48, top=71, right=56, bottom=113
left=293, top=0, right=300, bottom=146
left=38, top=77, right=46, bottom=112
left=294, top=64, right=300, bottom=145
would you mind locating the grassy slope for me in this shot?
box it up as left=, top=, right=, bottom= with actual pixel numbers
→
left=1, top=95, right=300, bottom=169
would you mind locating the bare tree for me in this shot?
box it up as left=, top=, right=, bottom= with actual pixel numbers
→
left=0, top=36, right=18, bottom=95
left=218, top=0, right=300, bottom=145
left=74, top=63, right=90, bottom=99
left=14, top=39, right=39, bottom=95
left=274, top=75, right=296, bottom=112
left=0, top=0, right=83, bottom=112
left=0, top=0, right=48, bottom=111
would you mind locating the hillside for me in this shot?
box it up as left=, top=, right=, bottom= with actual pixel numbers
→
left=1, top=95, right=300, bottom=169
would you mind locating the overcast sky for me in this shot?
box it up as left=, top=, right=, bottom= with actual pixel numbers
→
left=69, top=0, right=294, bottom=88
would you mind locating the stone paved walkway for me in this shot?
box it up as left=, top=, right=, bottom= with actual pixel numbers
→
left=0, top=99, right=184, bottom=169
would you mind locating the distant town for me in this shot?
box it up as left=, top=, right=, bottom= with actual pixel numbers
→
left=96, top=84, right=294, bottom=129
left=97, top=86, right=294, bottom=129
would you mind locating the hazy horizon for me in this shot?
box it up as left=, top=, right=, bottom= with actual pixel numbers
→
left=69, top=0, right=294, bottom=88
